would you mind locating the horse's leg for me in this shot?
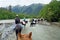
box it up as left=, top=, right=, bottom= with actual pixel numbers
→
left=15, top=30, right=18, bottom=40
left=15, top=33, right=18, bottom=40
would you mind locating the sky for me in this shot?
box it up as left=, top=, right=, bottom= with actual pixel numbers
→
left=0, top=0, right=51, bottom=7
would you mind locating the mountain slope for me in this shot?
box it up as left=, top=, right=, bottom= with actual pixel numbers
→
left=11, top=4, right=44, bottom=15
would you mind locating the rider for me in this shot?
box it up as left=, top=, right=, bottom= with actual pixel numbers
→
left=23, top=17, right=26, bottom=22
left=15, top=14, right=23, bottom=40
left=15, top=15, right=20, bottom=24
left=23, top=17, right=26, bottom=26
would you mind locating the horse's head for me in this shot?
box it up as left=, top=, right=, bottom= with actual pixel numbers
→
left=18, top=32, right=32, bottom=40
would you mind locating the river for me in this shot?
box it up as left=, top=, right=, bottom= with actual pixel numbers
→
left=0, top=20, right=60, bottom=40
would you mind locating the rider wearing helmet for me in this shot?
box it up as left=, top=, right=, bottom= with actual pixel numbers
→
left=15, top=15, right=20, bottom=24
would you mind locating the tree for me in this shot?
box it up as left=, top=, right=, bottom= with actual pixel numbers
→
left=39, top=0, right=60, bottom=22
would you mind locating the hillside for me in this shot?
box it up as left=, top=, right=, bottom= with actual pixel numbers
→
left=11, top=4, right=44, bottom=15
left=39, top=0, right=60, bottom=22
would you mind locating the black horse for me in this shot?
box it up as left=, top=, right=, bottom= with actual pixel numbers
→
left=15, top=24, right=23, bottom=36
left=30, top=20, right=36, bottom=27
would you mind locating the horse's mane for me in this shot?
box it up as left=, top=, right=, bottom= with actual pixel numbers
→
left=17, top=32, right=32, bottom=40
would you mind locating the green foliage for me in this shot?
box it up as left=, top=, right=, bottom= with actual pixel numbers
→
left=0, top=8, right=16, bottom=19
left=39, top=0, right=60, bottom=22
left=0, top=8, right=38, bottom=20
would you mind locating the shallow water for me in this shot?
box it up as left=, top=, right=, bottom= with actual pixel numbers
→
left=0, top=22, right=60, bottom=40
left=22, top=23, right=60, bottom=40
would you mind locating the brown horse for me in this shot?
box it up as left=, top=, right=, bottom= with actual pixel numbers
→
left=17, top=32, right=32, bottom=40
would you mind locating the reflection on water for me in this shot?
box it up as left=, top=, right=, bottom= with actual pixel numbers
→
left=0, top=22, right=60, bottom=40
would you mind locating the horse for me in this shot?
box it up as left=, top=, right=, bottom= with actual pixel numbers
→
left=20, top=21, right=26, bottom=26
left=14, top=24, right=23, bottom=38
left=30, top=20, right=36, bottom=27
left=17, top=32, right=32, bottom=40
left=24, top=20, right=28, bottom=23
left=30, top=22, right=36, bottom=26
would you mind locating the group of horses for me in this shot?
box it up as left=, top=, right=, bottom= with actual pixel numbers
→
left=30, top=19, right=44, bottom=26
left=20, top=18, right=44, bottom=27
left=15, top=19, right=44, bottom=40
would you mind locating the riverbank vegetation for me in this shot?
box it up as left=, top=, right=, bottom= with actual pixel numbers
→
left=39, top=0, right=60, bottom=22
left=0, top=8, right=38, bottom=20
left=0, top=8, right=15, bottom=19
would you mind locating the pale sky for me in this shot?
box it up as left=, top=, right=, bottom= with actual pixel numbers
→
left=0, top=0, right=51, bottom=7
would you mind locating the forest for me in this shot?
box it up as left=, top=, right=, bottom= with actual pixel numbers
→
left=39, top=0, right=60, bottom=22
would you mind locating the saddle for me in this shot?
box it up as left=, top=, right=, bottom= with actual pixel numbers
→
left=15, top=24, right=22, bottom=30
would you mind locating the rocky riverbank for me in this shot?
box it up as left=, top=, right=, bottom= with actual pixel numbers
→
left=50, top=22, right=60, bottom=27
left=38, top=21, right=60, bottom=27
